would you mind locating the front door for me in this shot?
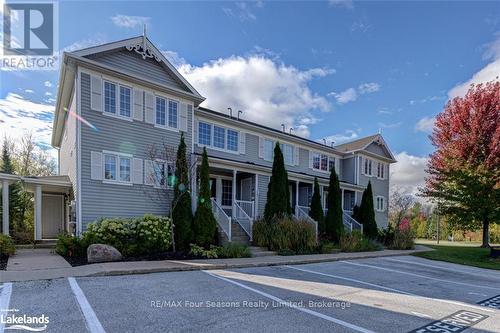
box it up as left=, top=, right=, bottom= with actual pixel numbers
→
left=240, top=178, right=253, bottom=201
left=42, top=194, right=64, bottom=239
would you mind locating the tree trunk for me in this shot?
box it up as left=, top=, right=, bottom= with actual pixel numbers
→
left=481, top=216, right=489, bottom=248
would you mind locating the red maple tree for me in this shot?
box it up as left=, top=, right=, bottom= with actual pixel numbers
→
left=423, top=79, right=500, bottom=247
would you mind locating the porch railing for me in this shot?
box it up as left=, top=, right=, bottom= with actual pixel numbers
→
left=211, top=198, right=231, bottom=241
left=233, top=201, right=253, bottom=240
left=235, top=200, right=254, bottom=220
left=342, top=211, right=363, bottom=234
left=295, top=205, right=318, bottom=242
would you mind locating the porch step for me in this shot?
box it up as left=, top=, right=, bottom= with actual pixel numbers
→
left=249, top=246, right=277, bottom=257
left=34, top=240, right=57, bottom=249
left=217, top=220, right=250, bottom=246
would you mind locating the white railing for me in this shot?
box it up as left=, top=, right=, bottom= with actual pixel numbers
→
left=235, top=200, right=255, bottom=220
left=233, top=201, right=253, bottom=240
left=343, top=211, right=363, bottom=234
left=295, top=205, right=318, bottom=242
left=211, top=198, right=231, bottom=241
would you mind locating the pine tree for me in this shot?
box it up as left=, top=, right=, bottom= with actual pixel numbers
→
left=192, top=148, right=217, bottom=247
left=309, top=177, right=325, bottom=233
left=352, top=205, right=360, bottom=221
left=325, top=167, right=343, bottom=242
left=359, top=181, right=378, bottom=239
left=0, top=141, right=22, bottom=233
left=264, top=142, right=291, bottom=222
left=172, top=133, right=193, bottom=251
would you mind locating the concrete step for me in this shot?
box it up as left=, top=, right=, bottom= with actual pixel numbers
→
left=34, top=240, right=57, bottom=249
left=249, top=246, right=277, bottom=257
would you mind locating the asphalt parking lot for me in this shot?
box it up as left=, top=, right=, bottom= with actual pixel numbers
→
left=1, top=255, right=499, bottom=333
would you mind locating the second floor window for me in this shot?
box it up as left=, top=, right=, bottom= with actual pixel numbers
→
left=104, top=81, right=116, bottom=114
left=263, top=139, right=274, bottom=161
left=364, top=158, right=373, bottom=176
left=377, top=162, right=385, bottom=179
left=168, top=100, right=178, bottom=128
left=156, top=97, right=179, bottom=129
left=213, top=126, right=225, bottom=149
left=156, top=97, right=166, bottom=126
left=198, top=121, right=239, bottom=152
left=227, top=129, right=239, bottom=152
left=119, top=86, right=131, bottom=117
left=153, top=160, right=175, bottom=188
left=281, top=143, right=294, bottom=166
left=313, top=153, right=334, bottom=172
left=199, top=122, right=212, bottom=146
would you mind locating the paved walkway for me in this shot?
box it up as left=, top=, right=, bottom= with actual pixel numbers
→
left=6, top=248, right=71, bottom=271
left=0, top=246, right=432, bottom=283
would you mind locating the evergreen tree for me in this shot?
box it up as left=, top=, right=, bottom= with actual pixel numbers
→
left=0, top=141, right=22, bottom=233
left=324, top=167, right=343, bottom=242
left=264, top=142, right=291, bottom=222
left=359, top=181, right=378, bottom=239
left=172, top=133, right=193, bottom=251
left=352, top=204, right=360, bottom=222
left=309, top=177, right=325, bottom=233
left=192, top=148, right=217, bottom=247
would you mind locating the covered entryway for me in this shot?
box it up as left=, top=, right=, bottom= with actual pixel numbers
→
left=42, top=194, right=65, bottom=239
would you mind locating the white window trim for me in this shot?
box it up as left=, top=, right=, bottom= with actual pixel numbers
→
left=102, top=80, right=133, bottom=121
left=376, top=161, right=387, bottom=180
left=197, top=121, right=240, bottom=154
left=262, top=138, right=295, bottom=166
left=102, top=151, right=133, bottom=186
left=312, top=151, right=336, bottom=173
left=376, top=196, right=386, bottom=212
left=263, top=138, right=274, bottom=162
left=154, top=94, right=180, bottom=132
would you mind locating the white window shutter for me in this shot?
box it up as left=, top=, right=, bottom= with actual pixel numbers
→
left=308, top=151, right=313, bottom=169
left=133, top=89, right=144, bottom=121
left=294, top=146, right=299, bottom=166
left=239, top=132, right=246, bottom=154
left=144, top=160, right=154, bottom=185
left=258, top=137, right=264, bottom=158
left=90, top=151, right=103, bottom=180
left=145, top=91, right=155, bottom=124
left=132, top=158, right=143, bottom=184
left=90, top=75, right=102, bottom=112
left=179, top=103, right=188, bottom=132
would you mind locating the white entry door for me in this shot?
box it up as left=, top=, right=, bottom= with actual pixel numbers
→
left=240, top=178, right=253, bottom=201
left=42, top=194, right=64, bottom=239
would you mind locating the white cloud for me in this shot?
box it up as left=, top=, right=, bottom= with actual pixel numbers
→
left=378, top=121, right=402, bottom=129
left=44, top=92, right=52, bottom=96
left=44, top=81, right=53, bottom=88
left=329, top=82, right=380, bottom=104
left=222, top=2, right=258, bottom=21
left=0, top=93, right=55, bottom=157
left=111, top=14, right=151, bottom=29
left=177, top=55, right=333, bottom=138
left=24, top=89, right=34, bottom=94
left=328, top=0, right=354, bottom=9
left=415, top=116, right=435, bottom=133
left=358, top=82, right=380, bottom=94
left=322, top=129, right=359, bottom=145
left=448, top=36, right=500, bottom=98
left=329, top=87, right=357, bottom=104
left=390, top=152, right=428, bottom=197
left=161, top=50, right=187, bottom=68
left=62, top=36, right=107, bottom=53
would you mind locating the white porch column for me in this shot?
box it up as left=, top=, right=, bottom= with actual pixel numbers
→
left=34, top=185, right=42, bottom=241
left=341, top=188, right=345, bottom=211
left=320, top=185, right=324, bottom=210
left=254, top=174, right=259, bottom=218
left=232, top=170, right=237, bottom=218
left=2, top=179, right=9, bottom=235
left=295, top=180, right=299, bottom=214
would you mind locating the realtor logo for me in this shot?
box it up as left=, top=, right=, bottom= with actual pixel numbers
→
left=3, top=2, right=55, bottom=56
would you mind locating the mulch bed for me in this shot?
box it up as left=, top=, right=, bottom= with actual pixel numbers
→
left=61, top=251, right=199, bottom=267
left=0, top=254, right=9, bottom=270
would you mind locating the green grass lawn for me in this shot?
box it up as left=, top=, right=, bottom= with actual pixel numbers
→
left=413, top=244, right=500, bottom=270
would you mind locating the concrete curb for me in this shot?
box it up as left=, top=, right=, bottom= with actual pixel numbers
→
left=1, top=246, right=432, bottom=283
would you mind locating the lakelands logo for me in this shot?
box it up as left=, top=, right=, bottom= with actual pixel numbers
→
left=1, top=1, right=58, bottom=70
left=0, top=314, right=49, bottom=332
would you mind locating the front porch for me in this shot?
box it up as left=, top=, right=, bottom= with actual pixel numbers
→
left=0, top=173, right=73, bottom=241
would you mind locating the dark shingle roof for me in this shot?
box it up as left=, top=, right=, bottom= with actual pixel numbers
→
left=334, top=134, right=380, bottom=152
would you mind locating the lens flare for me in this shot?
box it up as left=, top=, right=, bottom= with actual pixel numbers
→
left=67, top=109, right=98, bottom=132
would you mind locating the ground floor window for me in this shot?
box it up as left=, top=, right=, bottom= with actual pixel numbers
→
left=221, top=179, right=233, bottom=206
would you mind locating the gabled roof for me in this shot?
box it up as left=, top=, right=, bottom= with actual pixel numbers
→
left=70, top=35, right=204, bottom=100
left=334, top=134, right=396, bottom=162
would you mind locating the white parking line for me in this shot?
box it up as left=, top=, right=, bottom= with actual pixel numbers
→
left=68, top=277, right=106, bottom=333
left=382, top=258, right=500, bottom=278
left=341, top=261, right=500, bottom=291
left=203, top=270, right=375, bottom=333
left=286, top=265, right=414, bottom=295
left=0, top=283, right=13, bottom=333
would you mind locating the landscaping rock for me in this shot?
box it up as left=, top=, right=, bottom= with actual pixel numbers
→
left=87, top=244, right=122, bottom=263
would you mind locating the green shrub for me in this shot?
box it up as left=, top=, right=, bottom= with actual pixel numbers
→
left=189, top=244, right=219, bottom=259
left=318, top=241, right=339, bottom=254
left=378, top=224, right=395, bottom=247
left=83, top=215, right=173, bottom=257
left=56, top=234, right=85, bottom=258
left=390, top=227, right=415, bottom=250
left=217, top=243, right=251, bottom=258
left=252, top=217, right=316, bottom=254
left=0, top=234, right=15, bottom=256
left=340, top=231, right=382, bottom=252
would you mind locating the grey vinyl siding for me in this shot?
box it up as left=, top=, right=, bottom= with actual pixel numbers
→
left=357, top=156, right=389, bottom=229
left=365, top=142, right=392, bottom=159
left=86, top=50, right=189, bottom=93
left=59, top=89, right=77, bottom=200
left=257, top=175, right=270, bottom=218
left=340, top=157, right=355, bottom=184
left=79, top=72, right=193, bottom=230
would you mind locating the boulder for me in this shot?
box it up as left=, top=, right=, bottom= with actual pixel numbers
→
left=87, top=244, right=122, bottom=263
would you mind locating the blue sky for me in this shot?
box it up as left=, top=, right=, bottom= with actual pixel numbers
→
left=1, top=0, right=499, bottom=193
